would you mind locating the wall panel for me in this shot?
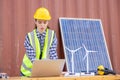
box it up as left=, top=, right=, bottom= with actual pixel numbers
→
left=0, top=0, right=120, bottom=76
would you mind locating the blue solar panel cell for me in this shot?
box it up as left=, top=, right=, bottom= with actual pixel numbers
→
left=59, top=18, right=112, bottom=73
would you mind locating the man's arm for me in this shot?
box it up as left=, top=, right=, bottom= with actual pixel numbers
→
left=49, top=33, right=58, bottom=59
left=24, top=35, right=36, bottom=63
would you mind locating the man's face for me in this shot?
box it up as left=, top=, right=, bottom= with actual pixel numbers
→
left=35, top=20, right=49, bottom=33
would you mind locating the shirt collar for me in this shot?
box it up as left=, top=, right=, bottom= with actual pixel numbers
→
left=36, top=29, right=46, bottom=37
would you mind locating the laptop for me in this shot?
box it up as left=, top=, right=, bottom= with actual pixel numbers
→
left=31, top=59, right=65, bottom=77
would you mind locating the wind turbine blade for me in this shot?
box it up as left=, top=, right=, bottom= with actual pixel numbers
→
left=82, top=44, right=87, bottom=51
left=83, top=53, right=88, bottom=60
left=65, top=47, right=71, bottom=52
left=74, top=47, right=82, bottom=52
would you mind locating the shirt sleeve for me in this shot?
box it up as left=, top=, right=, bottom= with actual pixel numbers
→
left=49, top=32, right=58, bottom=59
left=24, top=34, right=36, bottom=63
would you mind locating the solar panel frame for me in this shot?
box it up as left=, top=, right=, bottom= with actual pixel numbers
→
left=59, top=17, right=113, bottom=73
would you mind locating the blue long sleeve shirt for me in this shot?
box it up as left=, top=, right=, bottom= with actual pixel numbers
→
left=24, top=29, right=58, bottom=63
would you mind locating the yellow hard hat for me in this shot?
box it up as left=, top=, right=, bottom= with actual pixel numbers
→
left=34, top=7, right=51, bottom=20
left=97, top=65, right=105, bottom=75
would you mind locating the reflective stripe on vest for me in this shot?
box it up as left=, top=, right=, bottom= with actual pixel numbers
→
left=20, top=29, right=54, bottom=76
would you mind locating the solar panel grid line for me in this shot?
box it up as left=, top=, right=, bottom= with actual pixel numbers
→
left=59, top=19, right=71, bottom=72
left=73, top=20, right=79, bottom=72
left=59, top=17, right=112, bottom=73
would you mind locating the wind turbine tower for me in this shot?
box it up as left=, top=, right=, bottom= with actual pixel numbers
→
left=65, top=47, right=82, bottom=74
left=82, top=44, right=98, bottom=75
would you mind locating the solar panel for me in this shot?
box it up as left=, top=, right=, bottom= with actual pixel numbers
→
left=59, top=18, right=112, bottom=74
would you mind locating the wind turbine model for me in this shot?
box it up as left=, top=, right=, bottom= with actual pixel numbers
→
left=65, top=47, right=82, bottom=74
left=82, top=44, right=97, bottom=75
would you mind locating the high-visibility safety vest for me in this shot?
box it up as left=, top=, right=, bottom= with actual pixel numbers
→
left=20, top=29, right=54, bottom=77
